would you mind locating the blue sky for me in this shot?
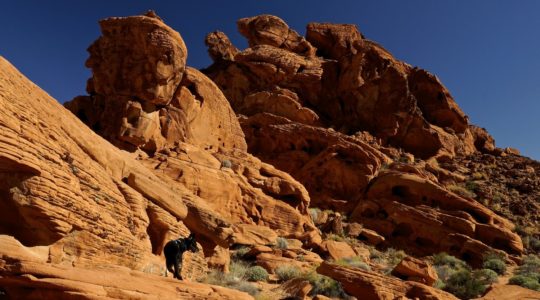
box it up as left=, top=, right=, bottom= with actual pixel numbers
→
left=2, top=1, right=539, bottom=160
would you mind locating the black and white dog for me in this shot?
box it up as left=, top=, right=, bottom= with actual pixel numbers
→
left=163, top=233, right=199, bottom=280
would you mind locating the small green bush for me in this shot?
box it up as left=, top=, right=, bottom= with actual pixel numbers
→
left=518, top=255, right=540, bottom=275
left=309, top=208, right=321, bottom=222
left=448, top=184, right=476, bottom=199
left=474, top=269, right=498, bottom=285
left=221, top=159, right=233, bottom=169
left=433, top=252, right=469, bottom=270
left=509, top=275, right=540, bottom=291
left=245, top=266, right=269, bottom=282
left=483, top=259, right=506, bottom=275
left=303, top=271, right=347, bottom=298
left=275, top=265, right=301, bottom=281
left=229, top=260, right=250, bottom=279
left=386, top=248, right=407, bottom=267
left=276, top=237, right=288, bottom=249
left=234, top=281, right=260, bottom=296
left=202, top=269, right=259, bottom=296
left=444, top=269, right=488, bottom=299
left=232, top=246, right=251, bottom=260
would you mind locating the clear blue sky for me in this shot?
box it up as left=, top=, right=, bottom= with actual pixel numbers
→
left=2, top=1, right=539, bottom=160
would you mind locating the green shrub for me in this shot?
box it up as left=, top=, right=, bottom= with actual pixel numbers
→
left=232, top=246, right=251, bottom=260
left=444, top=269, right=488, bottom=299
left=221, top=159, right=232, bottom=169
left=309, top=208, right=321, bottom=222
left=433, top=252, right=469, bottom=270
left=474, top=269, right=498, bottom=285
left=276, top=237, right=288, bottom=249
left=448, top=184, right=476, bottom=199
left=509, top=275, right=540, bottom=291
left=275, top=265, right=301, bottom=281
left=518, top=255, right=540, bottom=275
left=530, top=237, right=540, bottom=252
left=234, top=281, right=260, bottom=296
left=336, top=257, right=370, bottom=271
left=229, top=260, right=250, bottom=279
left=245, top=266, right=269, bottom=282
left=203, top=262, right=262, bottom=296
left=483, top=259, right=506, bottom=275
left=386, top=248, right=407, bottom=267
left=303, top=271, right=347, bottom=298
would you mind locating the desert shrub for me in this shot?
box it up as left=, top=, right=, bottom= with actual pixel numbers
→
left=303, top=271, right=347, bottom=298
left=474, top=269, right=498, bottom=285
left=275, top=265, right=301, bottom=281
left=509, top=255, right=540, bottom=291
left=229, top=260, right=250, bottom=279
left=336, top=257, right=370, bottom=271
left=448, top=184, right=476, bottom=199
left=518, top=255, right=540, bottom=275
left=275, top=237, right=288, bottom=249
left=472, top=172, right=487, bottom=180
left=203, top=264, right=261, bottom=296
left=444, top=269, right=489, bottom=299
left=309, top=208, right=321, bottom=222
left=433, top=279, right=445, bottom=289
left=221, top=159, right=232, bottom=169
left=245, top=266, right=269, bottom=282
left=509, top=275, right=540, bottom=291
left=433, top=252, right=469, bottom=270
left=386, top=248, right=407, bottom=267
left=232, top=246, right=251, bottom=260
left=483, top=258, right=506, bottom=275
left=234, top=281, right=260, bottom=295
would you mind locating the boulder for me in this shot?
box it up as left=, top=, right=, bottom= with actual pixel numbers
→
left=322, top=240, right=357, bottom=261
left=237, top=15, right=316, bottom=56
left=391, top=256, right=438, bottom=286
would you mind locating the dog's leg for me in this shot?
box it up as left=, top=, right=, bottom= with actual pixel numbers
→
left=174, top=255, right=182, bottom=280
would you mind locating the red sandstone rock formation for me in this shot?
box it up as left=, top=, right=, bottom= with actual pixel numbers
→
left=317, top=261, right=458, bottom=300
left=0, top=56, right=250, bottom=298
left=65, top=12, right=321, bottom=258
left=203, top=14, right=524, bottom=265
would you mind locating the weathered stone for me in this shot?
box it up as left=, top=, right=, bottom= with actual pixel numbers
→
left=317, top=261, right=458, bottom=300
left=391, top=256, right=438, bottom=286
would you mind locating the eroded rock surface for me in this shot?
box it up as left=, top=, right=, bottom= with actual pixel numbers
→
left=317, top=261, right=458, bottom=300
left=0, top=55, right=249, bottom=297
left=65, top=12, right=320, bottom=259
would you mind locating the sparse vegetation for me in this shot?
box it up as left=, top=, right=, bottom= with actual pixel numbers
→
left=481, top=251, right=507, bottom=275
left=432, top=252, right=500, bottom=299
left=309, top=208, right=321, bottom=222
left=245, top=266, right=269, bottom=282
left=302, top=271, right=348, bottom=298
left=335, top=256, right=370, bottom=271
left=275, top=237, right=288, bottom=249
left=202, top=260, right=262, bottom=296
left=366, top=246, right=406, bottom=273
left=232, top=246, right=251, bottom=260
left=483, top=258, right=506, bottom=275
left=221, top=159, right=232, bottom=169
left=447, top=184, right=477, bottom=199
left=509, top=255, right=540, bottom=291
left=275, top=265, right=301, bottom=281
